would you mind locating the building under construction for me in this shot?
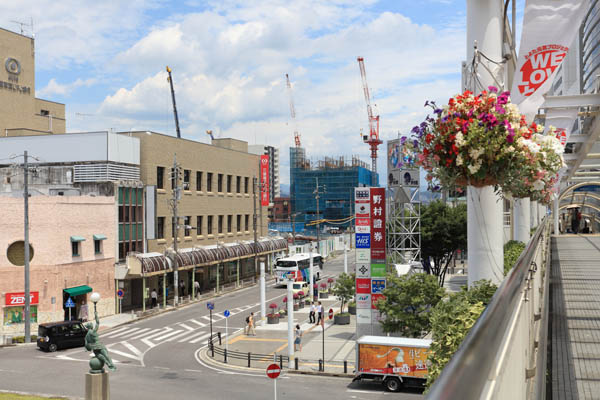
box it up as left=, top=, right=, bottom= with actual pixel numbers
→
left=290, top=147, right=378, bottom=231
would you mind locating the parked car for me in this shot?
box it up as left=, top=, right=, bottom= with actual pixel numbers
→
left=37, top=320, right=87, bottom=352
left=291, top=281, right=310, bottom=298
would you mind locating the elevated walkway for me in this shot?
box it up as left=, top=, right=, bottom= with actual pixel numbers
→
left=551, top=234, right=600, bottom=400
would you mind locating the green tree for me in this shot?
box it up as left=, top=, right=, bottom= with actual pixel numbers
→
left=420, top=201, right=467, bottom=286
left=331, top=273, right=355, bottom=314
left=375, top=273, right=445, bottom=337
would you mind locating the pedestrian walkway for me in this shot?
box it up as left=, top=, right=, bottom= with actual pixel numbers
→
left=551, top=235, right=600, bottom=399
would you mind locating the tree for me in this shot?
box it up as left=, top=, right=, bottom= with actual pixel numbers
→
left=420, top=201, right=467, bottom=286
left=375, top=273, right=445, bottom=337
left=331, top=273, right=355, bottom=314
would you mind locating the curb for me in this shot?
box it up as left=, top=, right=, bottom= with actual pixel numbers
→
left=0, top=390, right=77, bottom=400
left=288, top=369, right=353, bottom=378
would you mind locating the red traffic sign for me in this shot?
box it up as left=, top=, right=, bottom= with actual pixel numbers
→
left=328, top=308, right=334, bottom=319
left=266, top=363, right=281, bottom=379
left=117, top=289, right=124, bottom=299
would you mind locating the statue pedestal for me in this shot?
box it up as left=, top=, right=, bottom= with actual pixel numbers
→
left=85, top=372, right=110, bottom=400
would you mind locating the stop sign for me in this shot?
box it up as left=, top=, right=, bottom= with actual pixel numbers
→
left=266, top=363, right=281, bottom=379
left=328, top=308, right=334, bottom=319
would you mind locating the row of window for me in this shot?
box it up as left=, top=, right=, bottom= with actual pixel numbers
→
left=156, top=214, right=253, bottom=239
left=72, top=238, right=104, bottom=257
left=156, top=167, right=251, bottom=194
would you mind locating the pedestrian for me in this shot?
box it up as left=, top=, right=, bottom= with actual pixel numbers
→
left=78, top=301, right=88, bottom=322
left=294, top=324, right=303, bottom=351
left=316, top=301, right=323, bottom=325
left=245, top=312, right=256, bottom=336
left=309, top=302, right=316, bottom=323
left=151, top=288, right=158, bottom=309
left=194, top=280, right=200, bottom=299
left=179, top=280, right=186, bottom=297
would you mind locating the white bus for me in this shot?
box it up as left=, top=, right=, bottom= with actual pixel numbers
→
left=275, top=253, right=323, bottom=285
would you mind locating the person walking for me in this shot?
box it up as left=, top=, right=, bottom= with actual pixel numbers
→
left=245, top=312, right=256, bottom=336
left=316, top=301, right=323, bottom=326
left=151, top=288, right=158, bottom=309
left=309, top=302, right=316, bottom=323
left=294, top=324, right=303, bottom=351
left=194, top=280, right=200, bottom=299
left=179, top=280, right=186, bottom=298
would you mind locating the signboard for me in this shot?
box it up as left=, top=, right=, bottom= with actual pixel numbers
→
left=356, top=308, right=372, bottom=324
left=355, top=234, right=371, bottom=249
left=356, top=278, right=371, bottom=294
left=357, top=343, right=429, bottom=378
left=65, top=297, right=76, bottom=308
left=355, top=203, right=370, bottom=217
left=356, top=263, right=370, bottom=278
left=260, top=155, right=270, bottom=206
left=370, top=188, right=386, bottom=261
left=356, top=294, right=371, bottom=309
left=356, top=249, right=371, bottom=263
left=388, top=169, right=419, bottom=187
left=371, top=263, right=386, bottom=277
left=328, top=308, right=334, bottom=319
left=117, top=289, right=124, bottom=299
left=206, top=301, right=215, bottom=310
left=266, top=363, right=281, bottom=379
left=224, top=309, right=230, bottom=318
left=355, top=188, right=370, bottom=202
left=371, top=278, right=386, bottom=294
left=387, top=139, right=419, bottom=188
left=355, top=225, right=370, bottom=234
left=371, top=293, right=385, bottom=309
left=556, top=128, right=567, bottom=146
left=355, top=218, right=370, bottom=226
left=5, top=292, right=39, bottom=306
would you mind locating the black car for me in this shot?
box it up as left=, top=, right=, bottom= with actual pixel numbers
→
left=37, top=320, right=87, bottom=352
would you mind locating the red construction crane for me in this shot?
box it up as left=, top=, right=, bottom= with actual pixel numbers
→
left=285, top=73, right=301, bottom=147
left=357, top=56, right=382, bottom=180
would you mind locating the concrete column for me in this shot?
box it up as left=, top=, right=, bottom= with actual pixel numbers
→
left=236, top=259, right=240, bottom=288
left=531, top=200, right=538, bottom=229
left=142, top=277, right=146, bottom=312
left=191, top=267, right=195, bottom=299
left=539, top=203, right=546, bottom=224
left=467, top=186, right=504, bottom=286
left=466, top=0, right=504, bottom=287
left=343, top=241, right=348, bottom=274
left=260, top=262, right=266, bottom=326
left=513, top=197, right=530, bottom=243
left=162, top=272, right=166, bottom=308
left=553, top=196, right=559, bottom=234
left=309, top=243, right=314, bottom=303
left=287, top=279, right=294, bottom=368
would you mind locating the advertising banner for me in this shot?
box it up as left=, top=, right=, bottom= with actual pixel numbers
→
left=371, top=263, right=386, bottom=277
left=371, top=293, right=385, bottom=309
left=358, top=343, right=429, bottom=378
left=355, top=217, right=370, bottom=226
left=356, top=278, right=371, bottom=294
left=5, top=291, right=39, bottom=306
left=356, top=293, right=371, bottom=309
left=357, top=308, right=372, bottom=324
left=356, top=249, right=371, bottom=263
left=356, top=263, right=371, bottom=278
left=543, top=108, right=579, bottom=146
left=511, top=0, right=589, bottom=120
left=356, top=233, right=371, bottom=249
left=260, top=155, right=269, bottom=206
left=370, top=188, right=386, bottom=261
left=371, top=278, right=386, bottom=294
left=355, top=188, right=370, bottom=202
left=355, top=203, right=370, bottom=217
left=356, top=225, right=370, bottom=234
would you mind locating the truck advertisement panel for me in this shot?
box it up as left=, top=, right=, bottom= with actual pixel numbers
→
left=358, top=343, right=429, bottom=378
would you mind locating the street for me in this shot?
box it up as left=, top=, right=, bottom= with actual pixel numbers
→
left=0, top=251, right=422, bottom=399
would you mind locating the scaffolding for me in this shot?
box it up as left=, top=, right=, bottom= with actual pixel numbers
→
left=387, top=186, right=421, bottom=264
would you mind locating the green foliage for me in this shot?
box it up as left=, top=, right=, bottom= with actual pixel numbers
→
left=425, top=280, right=497, bottom=390
left=504, top=240, right=526, bottom=276
left=375, top=273, right=445, bottom=337
left=10, top=335, right=37, bottom=343
left=420, top=201, right=467, bottom=286
left=331, top=273, right=355, bottom=313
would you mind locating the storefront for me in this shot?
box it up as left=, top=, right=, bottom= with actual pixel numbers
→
left=62, top=285, right=92, bottom=321
left=3, top=292, right=39, bottom=327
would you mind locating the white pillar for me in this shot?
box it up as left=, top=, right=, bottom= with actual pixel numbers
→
left=553, top=196, right=559, bottom=234
left=467, top=186, right=504, bottom=286
left=539, top=203, right=546, bottom=224
left=287, top=279, right=294, bottom=368
left=260, top=262, right=266, bottom=326
left=309, top=243, right=314, bottom=303
left=513, top=197, right=531, bottom=243
left=343, top=241, right=348, bottom=274
left=530, top=200, right=538, bottom=229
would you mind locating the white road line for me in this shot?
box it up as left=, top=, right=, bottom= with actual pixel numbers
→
left=119, top=327, right=152, bottom=339
left=108, top=348, right=140, bottom=361
left=164, top=329, right=197, bottom=342
left=127, top=328, right=163, bottom=341
left=100, top=327, right=129, bottom=337
left=189, top=332, right=211, bottom=344
left=177, top=323, right=194, bottom=331
left=141, top=327, right=173, bottom=347
left=188, top=319, right=206, bottom=328
left=178, top=331, right=208, bottom=343
left=104, top=327, right=140, bottom=339
left=151, top=329, right=184, bottom=342
left=121, top=341, right=143, bottom=357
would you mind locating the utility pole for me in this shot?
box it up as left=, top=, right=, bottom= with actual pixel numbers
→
left=253, top=177, right=258, bottom=277
left=170, top=154, right=182, bottom=306
left=24, top=151, right=31, bottom=343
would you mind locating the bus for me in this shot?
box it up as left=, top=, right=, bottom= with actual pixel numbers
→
left=275, top=253, right=323, bottom=285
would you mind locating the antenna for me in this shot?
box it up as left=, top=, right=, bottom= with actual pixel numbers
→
left=10, top=19, right=33, bottom=36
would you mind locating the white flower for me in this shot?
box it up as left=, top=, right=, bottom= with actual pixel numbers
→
left=469, top=147, right=484, bottom=159
left=467, top=163, right=481, bottom=174
left=507, top=146, right=515, bottom=153
left=456, top=155, right=463, bottom=166
left=536, top=124, right=544, bottom=133
left=455, top=132, right=466, bottom=147
left=532, top=180, right=545, bottom=191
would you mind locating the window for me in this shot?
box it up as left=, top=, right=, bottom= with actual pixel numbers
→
left=72, top=242, right=80, bottom=257
left=94, top=240, right=102, bottom=254
left=197, top=216, right=203, bottom=235
left=237, top=215, right=242, bottom=232
left=157, top=217, right=165, bottom=239
left=207, top=173, right=213, bottom=192
left=218, top=174, right=223, bottom=192
left=157, top=167, right=165, bottom=189
left=244, top=177, right=249, bottom=193
left=207, top=215, right=213, bottom=235
left=227, top=215, right=232, bottom=233
left=236, top=176, right=241, bottom=193
left=218, top=215, right=223, bottom=234
left=227, top=175, right=232, bottom=193
left=245, top=214, right=249, bottom=231
left=196, top=171, right=202, bottom=191
left=184, top=216, right=191, bottom=236
left=183, top=170, right=191, bottom=190
left=40, top=109, right=49, bottom=116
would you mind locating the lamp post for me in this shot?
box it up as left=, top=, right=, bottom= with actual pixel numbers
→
left=91, top=292, right=101, bottom=313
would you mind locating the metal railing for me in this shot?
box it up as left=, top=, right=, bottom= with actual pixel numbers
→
left=427, top=218, right=550, bottom=400
left=208, top=336, right=289, bottom=368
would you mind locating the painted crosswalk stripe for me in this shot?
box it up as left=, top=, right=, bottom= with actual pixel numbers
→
left=177, top=323, right=194, bottom=331
left=120, top=328, right=152, bottom=339
left=108, top=348, right=140, bottom=361
left=164, top=329, right=198, bottom=342
left=151, top=329, right=184, bottom=342
left=121, top=341, right=143, bottom=357
left=127, top=328, right=163, bottom=341
left=100, top=327, right=129, bottom=337
left=140, top=327, right=173, bottom=347
left=189, top=332, right=212, bottom=344
left=104, top=328, right=140, bottom=338
left=176, top=330, right=208, bottom=343
left=188, top=319, right=206, bottom=328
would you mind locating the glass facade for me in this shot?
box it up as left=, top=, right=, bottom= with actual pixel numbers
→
left=582, top=1, right=600, bottom=94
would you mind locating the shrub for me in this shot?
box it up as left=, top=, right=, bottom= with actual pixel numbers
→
left=268, top=303, right=278, bottom=317
left=319, top=282, right=327, bottom=291
left=504, top=240, right=526, bottom=276
left=331, top=273, right=355, bottom=313
left=298, top=291, right=304, bottom=297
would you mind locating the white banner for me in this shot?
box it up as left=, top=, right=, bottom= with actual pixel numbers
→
left=511, top=0, right=589, bottom=120
left=543, top=108, right=579, bottom=146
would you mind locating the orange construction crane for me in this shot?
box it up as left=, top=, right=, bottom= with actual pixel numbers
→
left=285, top=73, right=301, bottom=147
left=357, top=57, right=382, bottom=180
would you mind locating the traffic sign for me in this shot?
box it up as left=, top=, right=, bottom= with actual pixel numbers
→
left=117, top=289, right=124, bottom=299
left=65, top=297, right=75, bottom=308
left=266, top=363, right=281, bottom=379
left=224, top=309, right=230, bottom=318
left=206, top=301, right=215, bottom=310
left=328, top=308, right=333, bottom=319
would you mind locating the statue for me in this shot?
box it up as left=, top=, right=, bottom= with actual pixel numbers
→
left=85, top=304, right=116, bottom=374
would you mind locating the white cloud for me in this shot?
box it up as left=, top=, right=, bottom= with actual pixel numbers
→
left=37, top=78, right=97, bottom=98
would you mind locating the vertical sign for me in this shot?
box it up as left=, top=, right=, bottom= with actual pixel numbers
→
left=355, top=187, right=372, bottom=328
left=370, top=188, right=386, bottom=318
left=260, top=155, right=270, bottom=206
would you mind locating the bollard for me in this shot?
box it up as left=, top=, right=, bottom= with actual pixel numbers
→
left=319, top=359, right=323, bottom=372
left=218, top=332, right=222, bottom=345
left=211, top=342, right=214, bottom=358
left=344, top=360, right=347, bottom=374
left=295, top=357, right=299, bottom=370
left=224, top=349, right=227, bottom=364
left=279, top=354, right=283, bottom=369
left=248, top=352, right=251, bottom=368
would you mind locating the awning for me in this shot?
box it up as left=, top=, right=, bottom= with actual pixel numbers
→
left=64, top=285, right=92, bottom=297
left=93, top=234, right=107, bottom=241
left=70, top=236, right=86, bottom=242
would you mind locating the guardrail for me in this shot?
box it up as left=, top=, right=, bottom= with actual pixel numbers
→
left=426, top=218, right=550, bottom=400
left=208, top=335, right=289, bottom=368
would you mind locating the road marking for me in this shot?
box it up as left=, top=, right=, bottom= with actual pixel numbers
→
left=177, top=323, right=194, bottom=331
left=188, top=319, right=206, bottom=328
left=177, top=331, right=208, bottom=343
left=100, top=327, right=129, bottom=337
left=126, top=328, right=163, bottom=341
left=164, top=329, right=198, bottom=342
left=189, top=332, right=212, bottom=344
left=151, top=329, right=184, bottom=342
left=119, top=327, right=152, bottom=339
left=104, top=327, right=140, bottom=338
left=141, top=327, right=173, bottom=347
left=108, top=348, right=140, bottom=361
left=121, top=341, right=143, bottom=357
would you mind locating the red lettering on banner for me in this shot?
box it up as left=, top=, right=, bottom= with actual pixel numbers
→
left=260, top=155, right=269, bottom=206
left=518, top=45, right=568, bottom=97
left=370, top=188, right=386, bottom=261
left=5, top=291, right=39, bottom=306
left=356, top=278, right=371, bottom=294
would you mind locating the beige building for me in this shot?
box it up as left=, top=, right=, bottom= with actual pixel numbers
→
left=0, top=27, right=65, bottom=136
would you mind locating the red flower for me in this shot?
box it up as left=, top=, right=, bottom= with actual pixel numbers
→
left=425, top=134, right=434, bottom=144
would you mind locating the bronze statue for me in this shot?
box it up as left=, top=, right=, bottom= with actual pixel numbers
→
left=85, top=305, right=116, bottom=373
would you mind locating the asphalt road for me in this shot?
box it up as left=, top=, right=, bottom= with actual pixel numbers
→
left=0, top=250, right=423, bottom=400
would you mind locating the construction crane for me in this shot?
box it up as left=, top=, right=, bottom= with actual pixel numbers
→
left=166, top=66, right=181, bottom=139
left=285, top=73, right=301, bottom=147
left=206, top=130, right=214, bottom=140
left=357, top=57, right=382, bottom=181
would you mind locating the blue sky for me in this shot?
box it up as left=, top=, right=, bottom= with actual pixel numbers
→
left=1, top=0, right=521, bottom=186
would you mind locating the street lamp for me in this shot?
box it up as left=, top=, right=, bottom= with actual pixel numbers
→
left=90, top=292, right=101, bottom=314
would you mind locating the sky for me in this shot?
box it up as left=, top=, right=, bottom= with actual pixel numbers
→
left=1, top=0, right=514, bottom=189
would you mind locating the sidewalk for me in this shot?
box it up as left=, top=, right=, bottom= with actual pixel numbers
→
left=202, top=295, right=356, bottom=376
